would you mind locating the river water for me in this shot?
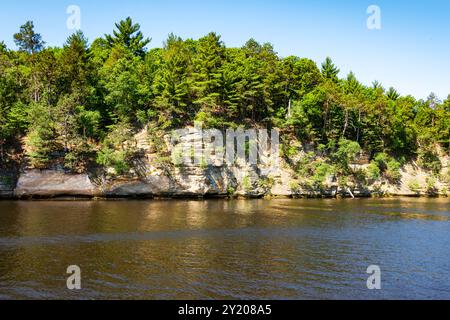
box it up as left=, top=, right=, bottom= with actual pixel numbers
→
left=0, top=198, right=449, bottom=300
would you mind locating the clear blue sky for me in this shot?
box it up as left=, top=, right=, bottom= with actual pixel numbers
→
left=1, top=0, right=449, bottom=100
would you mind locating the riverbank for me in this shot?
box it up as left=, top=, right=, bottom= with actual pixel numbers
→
left=1, top=127, right=449, bottom=201
left=1, top=166, right=448, bottom=200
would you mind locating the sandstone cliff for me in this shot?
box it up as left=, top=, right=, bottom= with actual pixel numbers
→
left=2, top=128, right=449, bottom=200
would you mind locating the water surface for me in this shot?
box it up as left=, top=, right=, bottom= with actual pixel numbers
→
left=0, top=198, right=449, bottom=299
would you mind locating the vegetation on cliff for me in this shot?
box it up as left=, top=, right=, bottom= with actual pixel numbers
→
left=0, top=18, right=449, bottom=193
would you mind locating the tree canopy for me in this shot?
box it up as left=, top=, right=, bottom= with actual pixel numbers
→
left=1, top=19, right=449, bottom=175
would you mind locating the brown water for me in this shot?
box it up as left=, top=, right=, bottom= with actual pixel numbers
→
left=0, top=198, right=449, bottom=300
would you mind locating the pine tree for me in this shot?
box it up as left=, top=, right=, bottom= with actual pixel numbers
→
left=13, top=21, right=45, bottom=54
left=192, top=32, right=225, bottom=112
left=321, top=57, right=340, bottom=82
left=105, top=17, right=150, bottom=57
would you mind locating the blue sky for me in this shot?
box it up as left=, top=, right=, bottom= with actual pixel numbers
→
left=1, top=0, right=449, bottom=100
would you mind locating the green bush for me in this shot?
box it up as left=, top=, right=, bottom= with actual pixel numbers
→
left=289, top=181, right=301, bottom=193
left=374, top=153, right=389, bottom=171
left=97, top=147, right=130, bottom=175
left=408, top=180, right=421, bottom=193
left=258, top=176, right=275, bottom=190
left=418, top=149, right=442, bottom=174
left=242, top=175, right=252, bottom=192
left=310, top=162, right=331, bottom=188
left=367, top=161, right=381, bottom=181
left=96, top=123, right=136, bottom=175
left=386, top=159, right=402, bottom=183
left=426, top=176, right=437, bottom=194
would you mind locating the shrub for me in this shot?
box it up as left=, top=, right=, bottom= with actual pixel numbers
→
left=426, top=176, right=437, bottom=194
left=418, top=149, right=442, bottom=174
left=408, top=180, right=421, bottom=193
left=310, top=162, right=331, bottom=189
left=296, top=152, right=316, bottom=177
left=367, top=161, right=381, bottom=181
left=258, top=176, right=275, bottom=191
left=386, top=159, right=402, bottom=183
left=289, top=181, right=301, bottom=193
left=333, top=139, right=361, bottom=172
left=242, top=175, right=252, bottom=192
left=96, top=124, right=136, bottom=175
left=374, top=153, right=389, bottom=170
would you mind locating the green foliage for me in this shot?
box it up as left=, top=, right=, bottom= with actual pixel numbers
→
left=374, top=153, right=388, bottom=170
left=96, top=123, right=137, bottom=175
left=258, top=176, right=275, bottom=191
left=367, top=161, right=381, bottom=181
left=386, top=159, right=402, bottom=183
left=227, top=186, right=236, bottom=197
left=14, top=21, right=45, bottom=54
left=289, top=181, right=301, bottom=194
left=0, top=18, right=449, bottom=179
left=242, top=175, right=252, bottom=192
left=105, top=17, right=150, bottom=57
left=332, top=139, right=361, bottom=173
left=408, top=180, right=421, bottom=193
left=310, top=162, right=331, bottom=189
left=25, top=102, right=59, bottom=168
left=295, top=151, right=332, bottom=190
left=417, top=148, right=442, bottom=174
left=426, top=176, right=437, bottom=195
left=321, top=57, right=339, bottom=82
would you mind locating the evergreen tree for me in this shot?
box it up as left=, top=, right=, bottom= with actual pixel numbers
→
left=321, top=57, right=340, bottom=82
left=13, top=21, right=45, bottom=54
left=105, top=17, right=150, bottom=57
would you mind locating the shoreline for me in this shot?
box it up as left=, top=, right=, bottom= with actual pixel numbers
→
left=1, top=193, right=448, bottom=201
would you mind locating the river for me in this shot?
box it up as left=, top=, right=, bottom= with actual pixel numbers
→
left=0, top=198, right=449, bottom=299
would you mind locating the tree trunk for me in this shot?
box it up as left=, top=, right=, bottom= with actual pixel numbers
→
left=342, top=109, right=349, bottom=137
left=356, top=109, right=361, bottom=143
left=287, top=98, right=291, bottom=119
left=347, top=187, right=355, bottom=199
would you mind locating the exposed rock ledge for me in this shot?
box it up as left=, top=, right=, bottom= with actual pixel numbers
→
left=1, top=128, right=449, bottom=200
left=2, top=164, right=448, bottom=200
left=14, top=170, right=97, bottom=199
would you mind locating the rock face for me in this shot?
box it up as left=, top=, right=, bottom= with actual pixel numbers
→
left=2, top=162, right=449, bottom=199
left=14, top=170, right=97, bottom=199
left=1, top=128, right=449, bottom=200
left=102, top=166, right=235, bottom=198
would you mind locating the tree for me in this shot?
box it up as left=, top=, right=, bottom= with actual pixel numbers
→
left=102, top=50, right=149, bottom=124
left=153, top=34, right=193, bottom=127
left=105, top=17, right=150, bottom=57
left=60, top=31, right=93, bottom=98
left=281, top=56, right=322, bottom=120
left=14, top=21, right=45, bottom=54
left=321, top=57, right=340, bottom=82
left=192, top=32, right=225, bottom=114
left=386, top=87, right=400, bottom=101
left=25, top=101, right=59, bottom=168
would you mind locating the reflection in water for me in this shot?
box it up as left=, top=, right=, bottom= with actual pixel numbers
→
left=0, top=198, right=449, bottom=299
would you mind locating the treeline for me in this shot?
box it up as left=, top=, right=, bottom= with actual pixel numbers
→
left=0, top=18, right=449, bottom=173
